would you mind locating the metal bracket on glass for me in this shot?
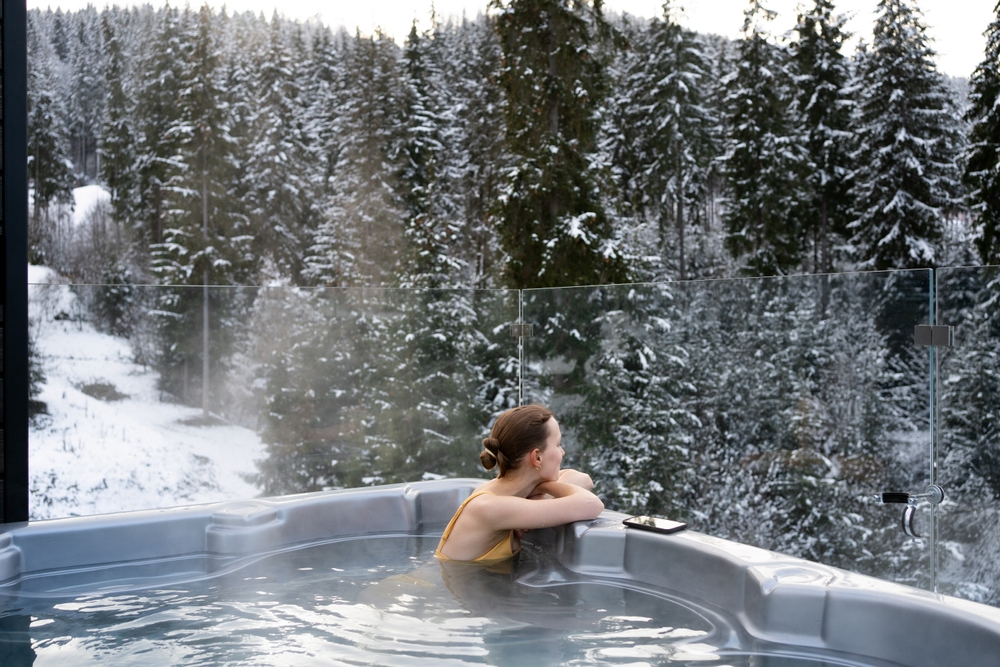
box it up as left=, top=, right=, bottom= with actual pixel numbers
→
left=510, top=323, right=533, bottom=338
left=875, top=485, right=944, bottom=538
left=914, top=325, right=953, bottom=347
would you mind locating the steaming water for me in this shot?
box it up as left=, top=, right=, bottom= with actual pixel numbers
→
left=0, top=536, right=893, bottom=666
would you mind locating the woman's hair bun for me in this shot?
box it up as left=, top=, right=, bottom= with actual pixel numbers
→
left=479, top=445, right=498, bottom=470
left=483, top=437, right=500, bottom=452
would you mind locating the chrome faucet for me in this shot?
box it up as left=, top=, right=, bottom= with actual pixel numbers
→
left=874, top=485, right=944, bottom=538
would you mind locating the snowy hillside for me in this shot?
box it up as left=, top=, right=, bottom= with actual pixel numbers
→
left=28, top=265, right=264, bottom=520
left=68, top=184, right=110, bottom=226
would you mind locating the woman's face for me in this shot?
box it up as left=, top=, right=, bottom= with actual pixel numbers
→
left=538, top=418, right=564, bottom=481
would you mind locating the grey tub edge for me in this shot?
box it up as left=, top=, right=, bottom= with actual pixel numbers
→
left=542, top=507, right=1000, bottom=667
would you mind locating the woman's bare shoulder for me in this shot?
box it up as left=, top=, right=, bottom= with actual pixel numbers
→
left=473, top=480, right=499, bottom=495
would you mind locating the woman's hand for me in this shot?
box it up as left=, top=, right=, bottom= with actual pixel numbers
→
left=558, top=468, right=595, bottom=490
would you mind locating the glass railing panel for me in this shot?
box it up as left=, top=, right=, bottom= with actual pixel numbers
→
left=27, top=280, right=519, bottom=519
left=522, top=271, right=933, bottom=587
left=935, top=265, right=1000, bottom=606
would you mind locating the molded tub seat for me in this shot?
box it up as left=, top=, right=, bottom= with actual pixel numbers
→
left=1, top=478, right=998, bottom=666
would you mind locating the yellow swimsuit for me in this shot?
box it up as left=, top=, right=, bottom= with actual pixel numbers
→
left=435, top=490, right=521, bottom=563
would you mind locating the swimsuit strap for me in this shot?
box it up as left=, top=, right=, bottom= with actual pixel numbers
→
left=436, top=490, right=494, bottom=550
left=435, top=490, right=520, bottom=563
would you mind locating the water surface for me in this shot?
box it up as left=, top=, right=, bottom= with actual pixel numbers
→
left=0, top=536, right=897, bottom=666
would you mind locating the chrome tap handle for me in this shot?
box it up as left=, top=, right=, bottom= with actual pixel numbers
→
left=874, top=485, right=944, bottom=506
left=902, top=505, right=921, bottom=538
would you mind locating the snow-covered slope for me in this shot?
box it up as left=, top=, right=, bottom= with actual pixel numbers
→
left=70, top=184, right=111, bottom=227
left=27, top=184, right=111, bottom=226
left=28, top=266, right=263, bottom=520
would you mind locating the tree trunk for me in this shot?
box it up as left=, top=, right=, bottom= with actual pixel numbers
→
left=153, top=183, right=162, bottom=245
left=820, top=194, right=829, bottom=274
left=677, top=193, right=687, bottom=281
left=819, top=194, right=830, bottom=318
left=677, top=150, right=687, bottom=281
left=33, top=143, right=41, bottom=226
left=202, top=152, right=211, bottom=419
left=203, top=267, right=210, bottom=418
left=547, top=25, right=560, bottom=223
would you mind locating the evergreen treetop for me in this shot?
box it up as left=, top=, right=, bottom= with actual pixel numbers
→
left=610, top=3, right=717, bottom=281
left=491, top=0, right=629, bottom=288
left=101, top=13, right=138, bottom=229
left=848, top=0, right=964, bottom=270
left=964, top=0, right=1000, bottom=265
left=27, top=11, right=76, bottom=220
left=791, top=0, right=853, bottom=274
left=721, top=0, right=809, bottom=276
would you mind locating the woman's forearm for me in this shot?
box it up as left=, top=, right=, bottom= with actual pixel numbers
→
left=533, top=482, right=604, bottom=514
left=533, top=481, right=585, bottom=498
left=558, top=468, right=595, bottom=490
left=505, top=482, right=605, bottom=529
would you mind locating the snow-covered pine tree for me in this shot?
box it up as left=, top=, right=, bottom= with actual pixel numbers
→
left=67, top=6, right=106, bottom=181
left=611, top=3, right=717, bottom=280
left=721, top=0, right=809, bottom=276
left=100, top=10, right=139, bottom=232
left=216, top=10, right=258, bottom=267
left=667, top=274, right=908, bottom=571
left=49, top=8, right=71, bottom=62
left=937, top=266, right=1000, bottom=605
left=134, top=5, right=186, bottom=247
left=791, top=0, right=853, bottom=274
left=158, top=5, right=250, bottom=287
left=301, top=24, right=340, bottom=188
left=449, top=15, right=508, bottom=288
left=27, top=11, right=75, bottom=255
left=303, top=30, right=407, bottom=287
left=690, top=32, right=738, bottom=280
left=154, top=7, right=243, bottom=279
left=600, top=14, right=646, bottom=267
left=964, top=0, right=1000, bottom=265
left=848, top=0, right=963, bottom=270
left=568, top=284, right=699, bottom=516
left=244, top=15, right=314, bottom=282
left=398, top=22, right=464, bottom=288
left=491, top=0, right=629, bottom=288
left=244, top=287, right=364, bottom=494
left=152, top=6, right=251, bottom=412
left=345, top=21, right=516, bottom=488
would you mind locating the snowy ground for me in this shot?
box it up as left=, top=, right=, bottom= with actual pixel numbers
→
left=28, top=265, right=264, bottom=520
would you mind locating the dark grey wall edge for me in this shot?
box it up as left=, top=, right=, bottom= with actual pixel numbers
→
left=1, top=0, right=28, bottom=524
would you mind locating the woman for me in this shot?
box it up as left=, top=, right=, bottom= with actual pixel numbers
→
left=435, top=405, right=604, bottom=563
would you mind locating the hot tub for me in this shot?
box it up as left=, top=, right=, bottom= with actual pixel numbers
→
left=0, top=479, right=997, bottom=666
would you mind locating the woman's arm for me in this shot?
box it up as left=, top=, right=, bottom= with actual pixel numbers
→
left=471, top=482, right=604, bottom=531
left=528, top=469, right=594, bottom=499
left=557, top=468, right=594, bottom=490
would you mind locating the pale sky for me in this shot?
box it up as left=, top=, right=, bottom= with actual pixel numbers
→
left=28, top=0, right=993, bottom=78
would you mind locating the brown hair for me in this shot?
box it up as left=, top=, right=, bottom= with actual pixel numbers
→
left=480, top=405, right=554, bottom=476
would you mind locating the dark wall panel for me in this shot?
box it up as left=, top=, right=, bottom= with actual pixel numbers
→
left=2, top=0, right=28, bottom=523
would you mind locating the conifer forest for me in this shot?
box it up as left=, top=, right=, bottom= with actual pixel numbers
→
left=25, top=0, right=1000, bottom=605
